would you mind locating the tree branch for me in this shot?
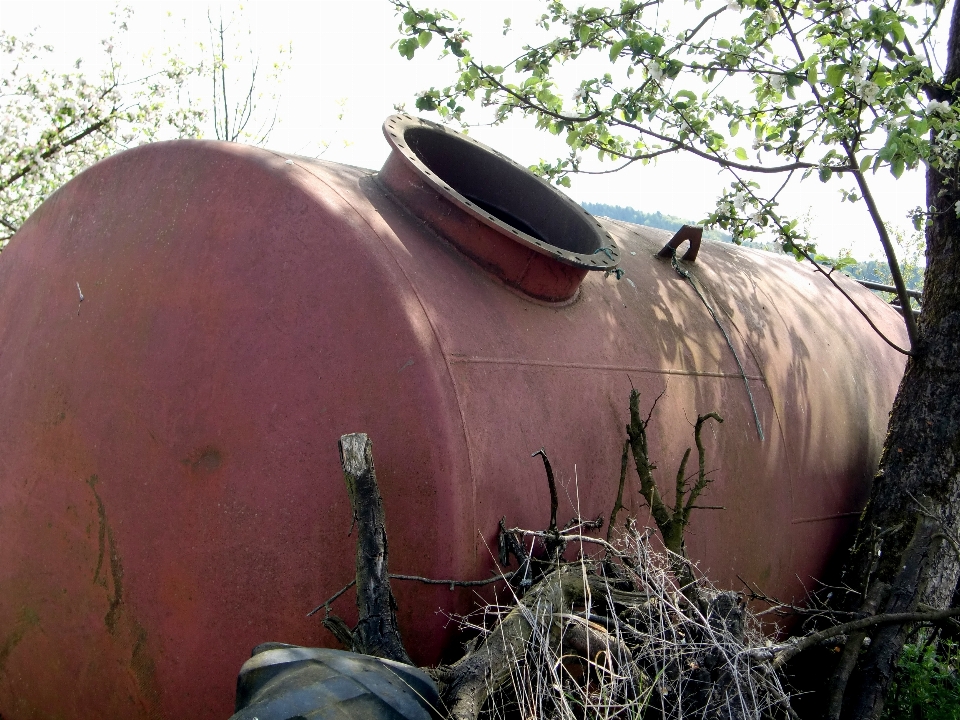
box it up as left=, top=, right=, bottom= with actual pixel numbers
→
left=770, top=606, right=960, bottom=668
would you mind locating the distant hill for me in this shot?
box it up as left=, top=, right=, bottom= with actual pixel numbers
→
left=581, top=202, right=732, bottom=243
left=581, top=202, right=923, bottom=295
left=842, top=258, right=924, bottom=292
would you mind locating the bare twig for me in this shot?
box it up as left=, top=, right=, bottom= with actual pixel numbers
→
left=532, top=448, right=559, bottom=535
left=532, top=448, right=565, bottom=562
left=389, top=572, right=516, bottom=589
left=608, top=439, right=630, bottom=542
left=306, top=579, right=356, bottom=617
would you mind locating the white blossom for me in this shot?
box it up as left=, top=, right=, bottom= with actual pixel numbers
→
left=764, top=7, right=779, bottom=25
left=860, top=81, right=880, bottom=103
left=927, top=100, right=952, bottom=116
left=647, top=63, right=664, bottom=82
left=0, top=25, right=205, bottom=247
left=769, top=74, right=785, bottom=92
left=726, top=0, right=742, bottom=11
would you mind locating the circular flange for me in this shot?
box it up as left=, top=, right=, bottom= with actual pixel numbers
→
left=382, top=114, right=620, bottom=271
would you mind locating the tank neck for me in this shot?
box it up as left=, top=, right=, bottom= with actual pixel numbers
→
left=375, top=115, right=620, bottom=303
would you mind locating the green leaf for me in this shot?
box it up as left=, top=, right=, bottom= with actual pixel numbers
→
left=859, top=154, right=873, bottom=172
left=609, top=40, right=626, bottom=62
left=578, top=24, right=590, bottom=44
left=674, top=89, right=697, bottom=106
left=418, top=31, right=432, bottom=48
left=825, top=65, right=846, bottom=88
left=735, top=147, right=748, bottom=161
left=729, top=120, right=740, bottom=137
left=819, top=166, right=832, bottom=182
left=398, top=38, right=419, bottom=60
left=415, top=94, right=437, bottom=111
left=892, top=157, right=905, bottom=178
left=641, top=35, right=664, bottom=55
left=403, top=10, right=418, bottom=25
left=891, top=20, right=906, bottom=42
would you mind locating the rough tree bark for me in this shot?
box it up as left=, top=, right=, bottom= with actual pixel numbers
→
left=838, top=4, right=960, bottom=716
left=338, top=433, right=413, bottom=665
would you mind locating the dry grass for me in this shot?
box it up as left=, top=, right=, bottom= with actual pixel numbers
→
left=456, top=525, right=797, bottom=720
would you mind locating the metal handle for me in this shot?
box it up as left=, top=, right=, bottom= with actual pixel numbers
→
left=656, top=225, right=702, bottom=262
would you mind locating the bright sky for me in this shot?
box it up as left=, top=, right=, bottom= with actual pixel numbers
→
left=0, top=0, right=935, bottom=260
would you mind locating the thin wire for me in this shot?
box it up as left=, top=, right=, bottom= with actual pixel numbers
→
left=670, top=253, right=765, bottom=441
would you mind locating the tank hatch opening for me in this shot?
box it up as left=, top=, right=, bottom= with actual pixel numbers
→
left=378, top=114, right=620, bottom=302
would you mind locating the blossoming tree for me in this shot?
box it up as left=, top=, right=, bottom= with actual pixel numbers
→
left=0, top=9, right=206, bottom=249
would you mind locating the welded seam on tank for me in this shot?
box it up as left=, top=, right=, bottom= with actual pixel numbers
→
left=445, top=355, right=764, bottom=380
left=273, top=154, right=481, bottom=554
left=790, top=511, right=861, bottom=524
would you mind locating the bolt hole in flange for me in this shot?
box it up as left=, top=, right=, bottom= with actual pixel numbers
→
left=377, top=115, right=619, bottom=302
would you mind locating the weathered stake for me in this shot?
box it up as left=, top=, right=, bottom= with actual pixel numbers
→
left=338, top=432, right=412, bottom=665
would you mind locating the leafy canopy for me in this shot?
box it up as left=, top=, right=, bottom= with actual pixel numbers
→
left=390, top=0, right=953, bottom=263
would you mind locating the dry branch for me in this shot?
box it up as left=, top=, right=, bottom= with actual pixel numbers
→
left=607, top=439, right=630, bottom=542
left=442, top=532, right=797, bottom=720
left=769, top=605, right=960, bottom=668
left=437, top=565, right=590, bottom=720
left=626, top=389, right=722, bottom=609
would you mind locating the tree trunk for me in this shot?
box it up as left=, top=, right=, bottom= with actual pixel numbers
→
left=838, top=5, right=960, bottom=716
left=339, top=433, right=412, bottom=665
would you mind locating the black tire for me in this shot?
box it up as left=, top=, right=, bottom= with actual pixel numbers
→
left=230, top=644, right=440, bottom=720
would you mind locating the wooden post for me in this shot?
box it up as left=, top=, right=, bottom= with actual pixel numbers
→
left=338, top=433, right=412, bottom=665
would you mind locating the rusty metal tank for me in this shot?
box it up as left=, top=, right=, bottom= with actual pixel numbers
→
left=0, top=114, right=906, bottom=719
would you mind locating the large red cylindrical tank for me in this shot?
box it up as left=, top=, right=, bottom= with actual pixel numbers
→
left=0, top=115, right=905, bottom=719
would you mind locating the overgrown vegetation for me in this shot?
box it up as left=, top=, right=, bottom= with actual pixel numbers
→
left=322, top=388, right=960, bottom=720
left=882, top=641, right=960, bottom=720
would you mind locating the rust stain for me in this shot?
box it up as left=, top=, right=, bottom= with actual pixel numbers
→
left=86, top=475, right=123, bottom=633
left=86, top=476, right=162, bottom=716
left=182, top=445, right=223, bottom=473
left=0, top=607, right=39, bottom=675
left=130, top=624, right=162, bottom=719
